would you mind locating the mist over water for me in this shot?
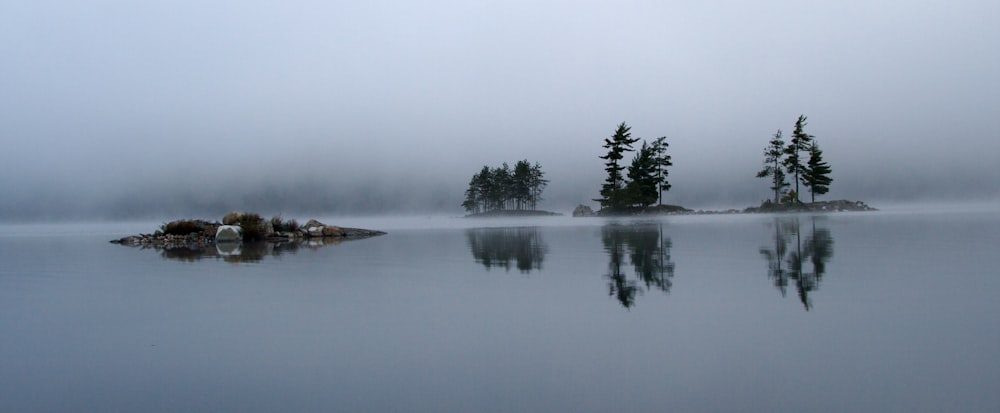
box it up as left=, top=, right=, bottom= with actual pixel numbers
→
left=2, top=1, right=999, bottom=221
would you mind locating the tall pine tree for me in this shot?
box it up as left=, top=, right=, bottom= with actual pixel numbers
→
left=783, top=115, right=814, bottom=203
left=650, top=136, right=672, bottom=205
left=528, top=162, right=547, bottom=210
left=597, top=122, right=639, bottom=211
left=803, top=141, right=833, bottom=203
left=757, top=129, right=789, bottom=203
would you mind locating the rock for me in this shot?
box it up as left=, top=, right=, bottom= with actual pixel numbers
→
left=322, top=226, right=344, bottom=237
left=300, top=219, right=329, bottom=238
left=215, top=225, right=243, bottom=242
left=340, top=227, right=388, bottom=237
left=572, top=204, right=596, bottom=217
left=222, top=211, right=243, bottom=225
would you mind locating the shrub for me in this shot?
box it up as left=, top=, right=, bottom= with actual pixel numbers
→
left=238, top=213, right=267, bottom=241
left=270, top=215, right=299, bottom=233
left=161, top=220, right=204, bottom=236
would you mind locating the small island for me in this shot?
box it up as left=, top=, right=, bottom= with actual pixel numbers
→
left=576, top=116, right=874, bottom=217
left=111, top=212, right=385, bottom=260
left=461, top=160, right=562, bottom=217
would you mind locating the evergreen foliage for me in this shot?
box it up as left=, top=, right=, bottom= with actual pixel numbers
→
left=625, top=142, right=659, bottom=208
left=757, top=115, right=833, bottom=205
left=756, top=129, right=790, bottom=203
left=650, top=136, right=673, bottom=205
left=803, top=141, right=833, bottom=202
left=462, top=160, right=548, bottom=214
left=596, top=123, right=672, bottom=213
left=783, top=115, right=814, bottom=203
left=596, top=122, right=640, bottom=211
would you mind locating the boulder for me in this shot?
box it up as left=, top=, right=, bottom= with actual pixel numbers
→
left=322, top=226, right=345, bottom=237
left=300, top=219, right=328, bottom=238
left=215, top=225, right=243, bottom=242
left=307, top=226, right=325, bottom=237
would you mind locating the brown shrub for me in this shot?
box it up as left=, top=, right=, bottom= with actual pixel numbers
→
left=161, top=220, right=204, bottom=236
left=238, top=213, right=267, bottom=241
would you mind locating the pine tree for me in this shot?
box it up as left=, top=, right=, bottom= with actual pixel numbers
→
left=462, top=172, right=481, bottom=214
left=597, top=122, right=640, bottom=211
left=528, top=162, right=547, bottom=210
left=756, top=129, right=789, bottom=203
left=783, top=115, right=814, bottom=203
left=625, top=141, right=659, bottom=208
left=650, top=136, right=672, bottom=205
left=803, top=141, right=833, bottom=203
left=512, top=160, right=532, bottom=210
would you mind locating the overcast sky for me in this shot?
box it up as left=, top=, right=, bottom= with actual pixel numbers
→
left=1, top=0, right=998, bottom=219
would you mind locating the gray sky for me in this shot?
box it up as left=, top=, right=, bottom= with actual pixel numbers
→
left=2, top=0, right=998, bottom=219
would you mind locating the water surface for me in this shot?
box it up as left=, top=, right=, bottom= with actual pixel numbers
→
left=1, top=209, right=998, bottom=412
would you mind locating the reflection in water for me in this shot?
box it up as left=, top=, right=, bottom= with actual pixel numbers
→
left=467, top=227, right=548, bottom=273
left=759, top=217, right=834, bottom=310
left=601, top=223, right=675, bottom=308
left=158, top=237, right=344, bottom=263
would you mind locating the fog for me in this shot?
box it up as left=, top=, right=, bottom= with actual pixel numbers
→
left=2, top=0, right=998, bottom=220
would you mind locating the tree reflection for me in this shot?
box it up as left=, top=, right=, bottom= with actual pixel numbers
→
left=759, top=217, right=834, bottom=310
left=601, top=223, right=675, bottom=308
left=467, top=227, right=548, bottom=273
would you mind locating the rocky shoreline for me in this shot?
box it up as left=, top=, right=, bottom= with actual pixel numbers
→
left=742, top=199, right=877, bottom=213
left=111, top=212, right=386, bottom=252
left=572, top=199, right=877, bottom=217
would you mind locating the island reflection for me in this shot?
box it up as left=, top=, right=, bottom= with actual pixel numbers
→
left=466, top=227, right=548, bottom=273
left=601, top=223, right=675, bottom=308
left=759, top=217, right=834, bottom=310
left=157, top=237, right=346, bottom=263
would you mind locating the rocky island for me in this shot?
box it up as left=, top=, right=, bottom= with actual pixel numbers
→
left=572, top=199, right=876, bottom=217
left=111, top=212, right=385, bottom=262
left=742, top=199, right=877, bottom=213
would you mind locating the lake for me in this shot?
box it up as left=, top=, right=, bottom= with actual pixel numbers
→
left=1, top=207, right=998, bottom=412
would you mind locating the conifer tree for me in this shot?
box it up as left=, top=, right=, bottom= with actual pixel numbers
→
left=803, top=141, right=833, bottom=203
left=625, top=142, right=659, bottom=208
left=528, top=162, right=548, bottom=210
left=783, top=115, right=814, bottom=203
left=512, top=160, right=532, bottom=210
left=597, top=122, right=640, bottom=211
left=757, top=129, right=789, bottom=203
left=650, top=136, right=672, bottom=205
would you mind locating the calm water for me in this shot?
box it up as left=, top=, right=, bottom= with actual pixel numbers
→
left=1, top=208, right=999, bottom=412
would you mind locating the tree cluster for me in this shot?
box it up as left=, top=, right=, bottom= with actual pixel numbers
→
left=462, top=160, right=548, bottom=214
left=595, top=122, right=673, bottom=213
left=756, top=115, right=833, bottom=203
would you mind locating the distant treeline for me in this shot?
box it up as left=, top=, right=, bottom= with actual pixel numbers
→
left=462, top=160, right=548, bottom=214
